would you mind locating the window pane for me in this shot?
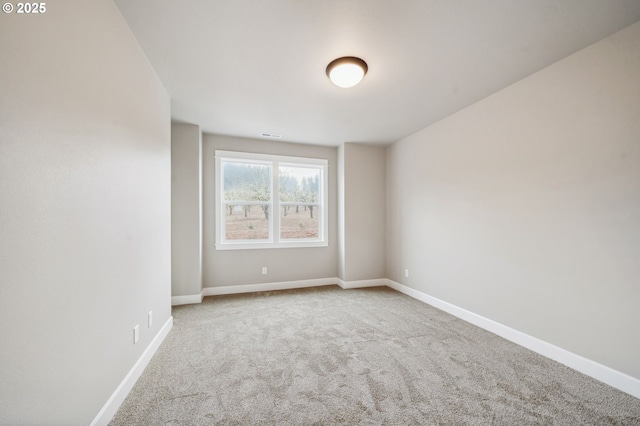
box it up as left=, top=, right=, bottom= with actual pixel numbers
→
left=279, top=165, right=320, bottom=203
left=280, top=204, right=319, bottom=239
left=223, top=161, right=271, bottom=202
left=279, top=165, right=321, bottom=240
left=224, top=204, right=269, bottom=240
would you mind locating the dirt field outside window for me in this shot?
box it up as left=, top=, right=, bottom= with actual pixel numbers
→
left=225, top=205, right=319, bottom=240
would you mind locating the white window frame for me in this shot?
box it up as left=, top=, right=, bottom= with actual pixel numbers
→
left=215, top=150, right=329, bottom=250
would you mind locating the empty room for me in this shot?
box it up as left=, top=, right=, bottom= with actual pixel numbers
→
left=1, top=0, right=640, bottom=424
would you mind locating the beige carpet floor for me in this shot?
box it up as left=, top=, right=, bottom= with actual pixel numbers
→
left=110, top=285, right=640, bottom=425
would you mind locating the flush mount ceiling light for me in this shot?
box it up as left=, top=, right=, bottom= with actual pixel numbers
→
left=326, top=56, right=368, bottom=88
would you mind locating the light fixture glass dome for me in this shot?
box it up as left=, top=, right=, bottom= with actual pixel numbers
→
left=326, top=57, right=368, bottom=88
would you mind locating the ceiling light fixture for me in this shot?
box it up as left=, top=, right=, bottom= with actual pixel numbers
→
left=326, top=56, right=368, bottom=88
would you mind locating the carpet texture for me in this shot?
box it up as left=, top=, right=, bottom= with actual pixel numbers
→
left=110, top=286, right=640, bottom=425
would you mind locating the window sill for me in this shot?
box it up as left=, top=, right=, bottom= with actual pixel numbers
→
left=215, top=240, right=329, bottom=250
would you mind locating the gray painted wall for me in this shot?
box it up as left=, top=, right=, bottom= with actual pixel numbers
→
left=0, top=1, right=172, bottom=424
left=171, top=123, right=203, bottom=297
left=337, top=143, right=347, bottom=279
left=386, top=22, right=640, bottom=379
left=202, top=134, right=339, bottom=288
left=341, top=143, right=386, bottom=281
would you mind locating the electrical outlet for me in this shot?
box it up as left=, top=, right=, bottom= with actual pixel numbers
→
left=404, top=269, right=409, bottom=278
left=262, top=267, right=267, bottom=275
left=133, top=325, right=139, bottom=344
left=148, top=311, right=153, bottom=328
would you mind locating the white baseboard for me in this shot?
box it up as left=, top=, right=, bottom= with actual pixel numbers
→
left=386, top=279, right=640, bottom=399
left=337, top=278, right=388, bottom=289
left=171, top=292, right=204, bottom=306
left=172, top=277, right=390, bottom=304
left=202, top=277, right=338, bottom=297
left=90, top=316, right=174, bottom=426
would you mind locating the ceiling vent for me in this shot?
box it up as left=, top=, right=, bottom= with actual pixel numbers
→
left=260, top=133, right=282, bottom=139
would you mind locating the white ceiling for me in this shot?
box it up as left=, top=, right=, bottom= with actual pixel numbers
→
left=114, top=0, right=640, bottom=146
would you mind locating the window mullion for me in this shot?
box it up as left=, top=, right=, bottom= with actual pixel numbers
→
left=273, top=161, right=280, bottom=243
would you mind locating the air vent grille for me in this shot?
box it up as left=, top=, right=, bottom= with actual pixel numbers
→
left=260, top=133, right=282, bottom=139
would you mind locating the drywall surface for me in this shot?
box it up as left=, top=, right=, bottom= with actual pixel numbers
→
left=171, top=123, right=203, bottom=297
left=337, top=143, right=346, bottom=280
left=202, top=134, right=338, bottom=288
left=341, top=143, right=386, bottom=281
left=386, top=22, right=640, bottom=379
left=0, top=2, right=171, bottom=424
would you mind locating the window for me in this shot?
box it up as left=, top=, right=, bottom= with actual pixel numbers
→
left=215, top=150, right=328, bottom=250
